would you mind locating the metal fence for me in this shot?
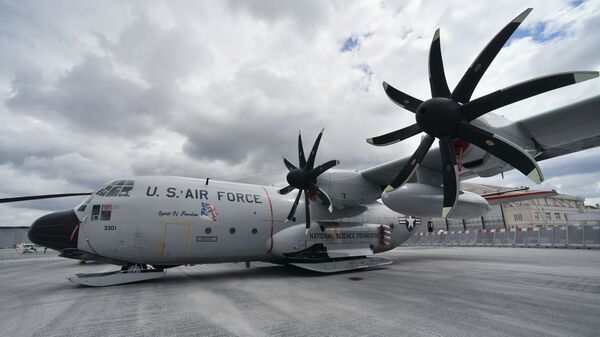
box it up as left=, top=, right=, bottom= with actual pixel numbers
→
left=404, top=225, right=600, bottom=248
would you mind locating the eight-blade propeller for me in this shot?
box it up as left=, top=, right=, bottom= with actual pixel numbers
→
left=278, top=129, right=339, bottom=235
left=367, top=8, right=599, bottom=218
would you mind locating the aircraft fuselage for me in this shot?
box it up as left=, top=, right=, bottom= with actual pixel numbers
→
left=30, top=176, right=414, bottom=267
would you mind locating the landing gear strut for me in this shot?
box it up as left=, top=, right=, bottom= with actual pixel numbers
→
left=121, top=264, right=148, bottom=272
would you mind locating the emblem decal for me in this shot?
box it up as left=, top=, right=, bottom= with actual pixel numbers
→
left=200, top=202, right=219, bottom=222
left=400, top=216, right=421, bottom=232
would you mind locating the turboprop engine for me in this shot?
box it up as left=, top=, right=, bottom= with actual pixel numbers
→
left=381, top=183, right=490, bottom=219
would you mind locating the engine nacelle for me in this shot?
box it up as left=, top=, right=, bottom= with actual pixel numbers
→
left=381, top=183, right=490, bottom=219
left=317, top=169, right=381, bottom=209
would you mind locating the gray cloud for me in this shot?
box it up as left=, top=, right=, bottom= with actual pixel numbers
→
left=1, top=1, right=599, bottom=226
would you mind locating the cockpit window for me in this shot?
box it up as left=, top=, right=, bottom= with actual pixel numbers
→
left=90, top=204, right=112, bottom=221
left=91, top=204, right=101, bottom=220
left=95, top=180, right=135, bottom=197
left=76, top=195, right=93, bottom=213
left=101, top=205, right=112, bottom=220
left=96, top=185, right=112, bottom=196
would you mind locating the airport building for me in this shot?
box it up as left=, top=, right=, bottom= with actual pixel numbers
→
left=420, top=183, right=598, bottom=233
left=0, top=226, right=31, bottom=248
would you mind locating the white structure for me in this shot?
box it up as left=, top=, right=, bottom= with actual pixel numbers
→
left=420, top=183, right=595, bottom=233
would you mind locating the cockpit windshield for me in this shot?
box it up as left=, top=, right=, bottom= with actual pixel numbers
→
left=95, top=180, right=135, bottom=198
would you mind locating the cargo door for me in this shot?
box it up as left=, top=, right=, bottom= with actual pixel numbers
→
left=162, top=223, right=190, bottom=260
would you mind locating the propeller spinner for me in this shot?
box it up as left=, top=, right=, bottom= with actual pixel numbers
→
left=278, top=129, right=339, bottom=235
left=367, top=8, right=598, bottom=218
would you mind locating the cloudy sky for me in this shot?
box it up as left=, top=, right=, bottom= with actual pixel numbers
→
left=1, top=0, right=599, bottom=226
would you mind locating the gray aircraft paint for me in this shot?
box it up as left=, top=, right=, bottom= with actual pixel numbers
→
left=74, top=177, right=411, bottom=266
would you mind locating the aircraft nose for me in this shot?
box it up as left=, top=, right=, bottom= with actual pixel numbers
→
left=28, top=210, right=80, bottom=251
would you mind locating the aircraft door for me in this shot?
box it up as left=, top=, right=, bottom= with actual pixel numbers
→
left=162, top=223, right=190, bottom=260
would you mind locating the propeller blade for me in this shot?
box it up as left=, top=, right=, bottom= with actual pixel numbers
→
left=304, top=190, right=311, bottom=235
left=306, top=128, right=324, bottom=170
left=439, top=137, right=459, bottom=218
left=309, top=182, right=333, bottom=212
left=428, top=29, right=451, bottom=98
left=463, top=71, right=599, bottom=121
left=311, top=159, right=339, bottom=178
left=283, top=157, right=297, bottom=171
left=0, top=193, right=91, bottom=203
left=452, top=8, right=533, bottom=103
left=457, top=122, right=543, bottom=184
left=384, top=135, right=435, bottom=192
left=285, top=190, right=302, bottom=223
left=278, top=185, right=295, bottom=195
left=298, top=131, right=306, bottom=168
left=366, top=123, right=422, bottom=146
left=382, top=82, right=423, bottom=113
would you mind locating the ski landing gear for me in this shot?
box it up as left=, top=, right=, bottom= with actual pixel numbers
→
left=67, top=264, right=166, bottom=287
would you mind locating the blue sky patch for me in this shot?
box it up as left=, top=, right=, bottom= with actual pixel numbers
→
left=570, top=0, right=585, bottom=7
left=507, top=21, right=568, bottom=45
left=352, top=63, right=373, bottom=92
left=341, top=36, right=359, bottom=52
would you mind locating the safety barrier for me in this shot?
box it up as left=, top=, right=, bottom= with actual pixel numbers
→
left=404, top=225, right=600, bottom=248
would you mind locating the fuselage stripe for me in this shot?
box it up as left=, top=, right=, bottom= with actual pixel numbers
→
left=69, top=220, right=80, bottom=241
left=262, top=186, right=275, bottom=254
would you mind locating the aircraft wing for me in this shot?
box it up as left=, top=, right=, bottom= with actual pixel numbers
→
left=360, top=146, right=444, bottom=187
left=518, top=95, right=600, bottom=161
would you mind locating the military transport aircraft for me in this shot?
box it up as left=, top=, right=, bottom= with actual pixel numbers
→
left=1, top=8, right=599, bottom=286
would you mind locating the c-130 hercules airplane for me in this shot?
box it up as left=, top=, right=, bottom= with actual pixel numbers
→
left=2, top=8, right=599, bottom=286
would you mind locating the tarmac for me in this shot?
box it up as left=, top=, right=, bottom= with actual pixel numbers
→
left=1, top=247, right=599, bottom=337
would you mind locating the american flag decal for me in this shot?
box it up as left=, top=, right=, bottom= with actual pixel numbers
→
left=200, top=202, right=219, bottom=222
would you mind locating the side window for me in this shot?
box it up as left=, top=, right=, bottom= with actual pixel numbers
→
left=101, top=205, right=112, bottom=221
left=91, top=204, right=112, bottom=221
left=91, top=205, right=101, bottom=220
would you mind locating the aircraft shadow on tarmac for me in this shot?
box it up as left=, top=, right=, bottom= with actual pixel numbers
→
left=61, top=263, right=394, bottom=288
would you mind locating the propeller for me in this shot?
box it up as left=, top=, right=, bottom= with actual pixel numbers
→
left=367, top=8, right=599, bottom=218
left=278, top=129, right=339, bottom=235
left=0, top=193, right=91, bottom=203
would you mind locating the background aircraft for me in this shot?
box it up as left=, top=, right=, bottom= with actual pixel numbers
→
left=1, top=8, right=598, bottom=286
